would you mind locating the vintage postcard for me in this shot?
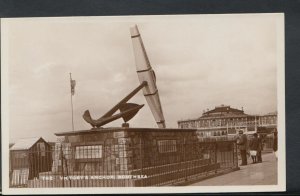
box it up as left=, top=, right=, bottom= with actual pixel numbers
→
left=1, top=13, right=285, bottom=194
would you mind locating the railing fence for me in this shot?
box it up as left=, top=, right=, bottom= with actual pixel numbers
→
left=10, top=139, right=238, bottom=187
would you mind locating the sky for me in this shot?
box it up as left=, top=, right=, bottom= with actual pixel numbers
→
left=2, top=14, right=283, bottom=142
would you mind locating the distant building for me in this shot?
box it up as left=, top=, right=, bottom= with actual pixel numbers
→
left=257, top=111, right=278, bottom=130
left=178, top=105, right=277, bottom=137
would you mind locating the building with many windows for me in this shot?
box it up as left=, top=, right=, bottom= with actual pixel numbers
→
left=178, top=105, right=277, bottom=137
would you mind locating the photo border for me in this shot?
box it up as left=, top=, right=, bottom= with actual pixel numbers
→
left=1, top=13, right=286, bottom=194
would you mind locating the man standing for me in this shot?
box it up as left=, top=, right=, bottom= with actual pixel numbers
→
left=249, top=133, right=259, bottom=164
left=237, top=130, right=248, bottom=166
left=257, top=134, right=263, bottom=163
left=273, top=131, right=278, bottom=160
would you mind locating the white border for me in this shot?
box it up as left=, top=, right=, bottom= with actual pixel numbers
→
left=1, top=13, right=286, bottom=194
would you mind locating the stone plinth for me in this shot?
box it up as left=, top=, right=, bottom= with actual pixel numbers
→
left=54, top=127, right=198, bottom=174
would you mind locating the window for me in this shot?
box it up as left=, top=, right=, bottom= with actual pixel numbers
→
left=157, top=140, right=177, bottom=153
left=75, top=145, right=102, bottom=159
left=228, top=128, right=236, bottom=134
left=37, top=142, right=46, bottom=156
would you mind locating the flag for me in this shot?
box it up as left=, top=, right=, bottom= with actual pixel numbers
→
left=71, top=79, right=76, bottom=95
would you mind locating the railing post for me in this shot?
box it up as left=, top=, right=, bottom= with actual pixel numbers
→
left=139, top=135, right=143, bottom=186
left=64, top=148, right=71, bottom=187
left=60, top=144, right=64, bottom=187
left=234, top=141, right=238, bottom=168
left=231, top=141, right=236, bottom=167
left=215, top=141, right=218, bottom=174
left=215, top=142, right=217, bottom=164
left=183, top=136, right=187, bottom=182
left=9, top=152, right=12, bottom=187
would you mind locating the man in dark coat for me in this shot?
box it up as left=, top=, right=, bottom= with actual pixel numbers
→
left=257, top=134, right=263, bottom=163
left=273, top=131, right=278, bottom=160
left=249, top=133, right=259, bottom=163
left=237, top=130, right=248, bottom=166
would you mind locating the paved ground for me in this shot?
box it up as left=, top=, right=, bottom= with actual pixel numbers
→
left=191, top=152, right=277, bottom=186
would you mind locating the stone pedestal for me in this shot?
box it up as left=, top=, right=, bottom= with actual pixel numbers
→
left=54, top=127, right=198, bottom=175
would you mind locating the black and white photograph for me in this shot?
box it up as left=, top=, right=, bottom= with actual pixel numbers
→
left=1, top=13, right=285, bottom=194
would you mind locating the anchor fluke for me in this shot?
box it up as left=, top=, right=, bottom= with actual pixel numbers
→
left=119, top=103, right=144, bottom=122
left=82, top=82, right=147, bottom=128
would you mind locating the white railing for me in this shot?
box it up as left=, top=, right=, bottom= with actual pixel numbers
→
left=179, top=121, right=277, bottom=129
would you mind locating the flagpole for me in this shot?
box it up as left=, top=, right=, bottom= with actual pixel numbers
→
left=69, top=73, right=74, bottom=131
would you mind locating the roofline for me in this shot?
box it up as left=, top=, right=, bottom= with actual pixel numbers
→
left=55, top=127, right=197, bottom=136
left=10, top=137, right=48, bottom=151
left=29, top=137, right=49, bottom=150
left=178, top=113, right=277, bottom=123
left=178, top=115, right=252, bottom=123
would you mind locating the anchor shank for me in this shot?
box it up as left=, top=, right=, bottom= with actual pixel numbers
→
left=101, top=81, right=147, bottom=119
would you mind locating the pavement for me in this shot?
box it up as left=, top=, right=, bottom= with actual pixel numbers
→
left=191, top=152, right=277, bottom=186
